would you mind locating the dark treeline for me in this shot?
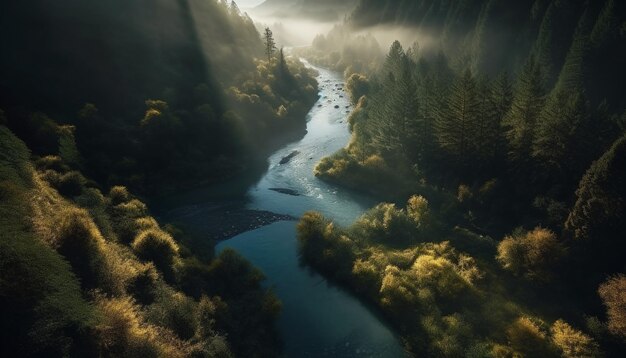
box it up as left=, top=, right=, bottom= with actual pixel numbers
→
left=300, top=0, right=626, bottom=356
left=0, top=0, right=320, bottom=356
left=1, top=0, right=318, bottom=194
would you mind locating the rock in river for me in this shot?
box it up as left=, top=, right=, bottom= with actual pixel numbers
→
left=279, top=150, right=300, bottom=165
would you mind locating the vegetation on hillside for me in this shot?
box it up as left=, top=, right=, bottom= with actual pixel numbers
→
left=0, top=123, right=281, bottom=356
left=0, top=1, right=322, bottom=356
left=1, top=0, right=318, bottom=194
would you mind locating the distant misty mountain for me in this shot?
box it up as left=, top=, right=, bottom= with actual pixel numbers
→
left=253, top=0, right=358, bottom=22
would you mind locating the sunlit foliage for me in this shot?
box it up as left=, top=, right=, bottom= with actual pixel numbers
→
left=551, top=319, right=601, bottom=357
left=0, top=122, right=280, bottom=355
left=496, top=227, right=565, bottom=281
left=598, top=275, right=626, bottom=340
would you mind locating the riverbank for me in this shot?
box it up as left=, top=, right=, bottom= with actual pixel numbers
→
left=163, top=200, right=295, bottom=242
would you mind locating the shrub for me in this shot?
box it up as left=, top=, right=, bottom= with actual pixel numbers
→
left=550, top=319, right=600, bottom=357
left=496, top=227, right=565, bottom=280
left=407, top=195, right=429, bottom=225
left=95, top=295, right=187, bottom=357
left=598, top=275, right=626, bottom=340
left=110, top=199, right=150, bottom=243
left=132, top=229, right=179, bottom=280
left=55, top=208, right=106, bottom=289
left=412, top=254, right=470, bottom=298
left=42, top=170, right=85, bottom=197
left=346, top=73, right=370, bottom=104
left=126, top=263, right=159, bottom=305
left=353, top=203, right=415, bottom=244
left=506, top=317, right=554, bottom=357
left=297, top=211, right=329, bottom=260
left=146, top=291, right=199, bottom=340
left=109, top=185, right=132, bottom=206
left=35, top=155, right=69, bottom=173
left=205, top=249, right=265, bottom=298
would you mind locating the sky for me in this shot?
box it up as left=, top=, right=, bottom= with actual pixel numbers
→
left=236, top=0, right=265, bottom=9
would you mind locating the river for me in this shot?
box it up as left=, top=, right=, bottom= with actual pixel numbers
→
left=214, top=61, right=406, bottom=357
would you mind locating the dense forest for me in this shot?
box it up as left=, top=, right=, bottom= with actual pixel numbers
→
left=298, top=0, right=626, bottom=356
left=0, top=0, right=318, bottom=356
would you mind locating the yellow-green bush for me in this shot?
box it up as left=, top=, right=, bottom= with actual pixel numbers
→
left=506, top=317, right=555, bottom=357
left=132, top=229, right=180, bottom=280
left=109, top=198, right=150, bottom=243
left=496, top=227, right=565, bottom=280
left=54, top=207, right=108, bottom=290
left=126, top=263, right=159, bottom=305
left=95, top=295, right=189, bottom=357
left=35, top=155, right=69, bottom=173
left=109, top=185, right=132, bottom=206
left=146, top=290, right=199, bottom=340
left=41, top=169, right=85, bottom=197
left=598, top=275, right=626, bottom=340
left=550, top=319, right=600, bottom=357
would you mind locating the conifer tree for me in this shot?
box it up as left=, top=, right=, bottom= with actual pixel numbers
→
left=502, top=57, right=545, bottom=165
left=372, top=56, right=419, bottom=163
left=435, top=69, right=479, bottom=164
left=485, top=73, right=513, bottom=160
left=229, top=1, right=241, bottom=16
left=473, top=77, right=501, bottom=163
left=565, top=134, right=626, bottom=272
left=263, top=28, right=277, bottom=63
left=382, top=41, right=406, bottom=79
left=533, top=27, right=591, bottom=176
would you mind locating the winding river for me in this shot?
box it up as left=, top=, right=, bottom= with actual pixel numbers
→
left=215, top=62, right=406, bottom=357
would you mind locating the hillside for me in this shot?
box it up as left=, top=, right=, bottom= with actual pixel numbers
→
left=0, top=0, right=318, bottom=194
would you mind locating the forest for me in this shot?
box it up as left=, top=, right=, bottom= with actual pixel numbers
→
left=298, top=0, right=626, bottom=356
left=1, top=0, right=625, bottom=357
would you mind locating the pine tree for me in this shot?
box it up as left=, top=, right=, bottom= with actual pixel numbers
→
left=502, top=57, right=545, bottom=165
left=590, top=0, right=617, bottom=48
left=565, top=134, right=626, bottom=272
left=533, top=26, right=590, bottom=176
left=485, top=73, right=513, bottom=160
left=372, top=57, right=419, bottom=163
left=229, top=1, right=241, bottom=16
left=263, top=28, right=277, bottom=63
left=532, top=91, right=588, bottom=171
left=435, top=68, right=479, bottom=164
left=278, top=47, right=288, bottom=75
left=473, top=77, right=502, bottom=163
left=382, top=40, right=406, bottom=80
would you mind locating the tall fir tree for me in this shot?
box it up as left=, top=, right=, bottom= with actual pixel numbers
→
left=533, top=20, right=592, bottom=180
left=263, top=27, right=277, bottom=63
left=435, top=68, right=480, bottom=166
left=372, top=54, right=419, bottom=164
left=473, top=77, right=502, bottom=164
left=502, top=57, right=545, bottom=166
left=486, top=73, right=513, bottom=161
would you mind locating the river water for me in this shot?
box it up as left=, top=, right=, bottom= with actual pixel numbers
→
left=215, top=62, right=406, bottom=357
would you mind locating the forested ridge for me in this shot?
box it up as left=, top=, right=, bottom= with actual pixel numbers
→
left=299, top=0, right=626, bottom=356
left=0, top=0, right=319, bottom=356
left=1, top=0, right=318, bottom=194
